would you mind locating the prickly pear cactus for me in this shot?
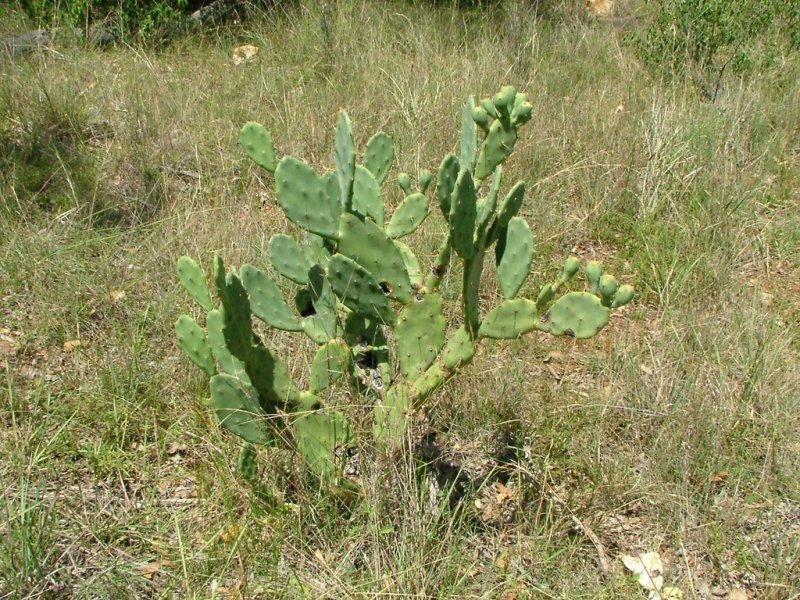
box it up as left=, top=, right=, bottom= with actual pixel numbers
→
left=175, top=87, right=634, bottom=488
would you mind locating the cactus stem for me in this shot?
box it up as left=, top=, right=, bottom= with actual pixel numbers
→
left=424, top=233, right=453, bottom=293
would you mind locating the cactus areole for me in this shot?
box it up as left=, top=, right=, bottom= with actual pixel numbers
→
left=175, top=87, right=634, bottom=485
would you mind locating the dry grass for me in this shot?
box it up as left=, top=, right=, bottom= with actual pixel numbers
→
left=1, top=1, right=799, bottom=598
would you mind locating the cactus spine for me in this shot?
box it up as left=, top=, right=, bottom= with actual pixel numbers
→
left=175, top=88, right=634, bottom=488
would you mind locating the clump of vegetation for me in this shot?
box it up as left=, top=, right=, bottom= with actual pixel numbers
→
left=630, top=0, right=800, bottom=99
left=174, top=86, right=634, bottom=489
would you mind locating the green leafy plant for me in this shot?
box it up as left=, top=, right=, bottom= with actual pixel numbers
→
left=175, top=87, right=634, bottom=487
left=630, top=0, right=800, bottom=99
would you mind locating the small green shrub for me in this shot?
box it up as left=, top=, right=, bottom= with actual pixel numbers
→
left=630, top=0, right=800, bottom=98
left=174, top=87, right=634, bottom=491
left=19, top=0, right=190, bottom=40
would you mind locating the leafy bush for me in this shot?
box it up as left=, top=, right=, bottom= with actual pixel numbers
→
left=174, top=86, right=634, bottom=491
left=18, top=0, right=192, bottom=40
left=631, top=0, right=800, bottom=98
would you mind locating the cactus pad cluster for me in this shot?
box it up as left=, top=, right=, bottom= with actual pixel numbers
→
left=175, top=87, right=634, bottom=486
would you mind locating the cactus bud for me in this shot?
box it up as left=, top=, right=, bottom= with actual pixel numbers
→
left=513, top=92, right=529, bottom=108
left=586, top=261, right=603, bottom=294
left=480, top=98, right=497, bottom=118
left=611, top=284, right=635, bottom=308
left=397, top=172, right=412, bottom=194
left=472, top=106, right=490, bottom=129
left=500, top=85, right=517, bottom=107
left=418, top=170, right=432, bottom=193
left=563, top=256, right=581, bottom=279
left=511, top=101, right=533, bottom=125
left=598, top=274, right=619, bottom=306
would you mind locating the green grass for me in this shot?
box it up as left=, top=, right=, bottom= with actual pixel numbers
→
left=1, top=1, right=799, bottom=598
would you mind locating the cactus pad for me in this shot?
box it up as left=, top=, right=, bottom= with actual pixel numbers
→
left=352, top=165, right=384, bottom=225
left=460, top=96, right=478, bottom=171
left=335, top=111, right=356, bottom=210
left=543, top=291, right=610, bottom=339
left=326, top=254, right=396, bottom=325
left=310, top=340, right=352, bottom=393
left=386, top=193, right=429, bottom=239
left=478, top=299, right=540, bottom=339
left=275, top=156, right=341, bottom=239
left=241, top=265, right=302, bottom=331
left=269, top=234, right=311, bottom=285
left=292, top=392, right=351, bottom=482
left=450, top=168, right=478, bottom=259
left=240, top=122, right=277, bottom=173
left=364, top=131, right=394, bottom=185
left=210, top=373, right=273, bottom=445
left=177, top=256, right=213, bottom=311
left=338, top=212, right=412, bottom=302
left=175, top=315, right=215, bottom=375
left=442, top=326, right=476, bottom=370
left=206, top=309, right=250, bottom=383
left=396, top=292, right=445, bottom=381
left=436, top=154, right=459, bottom=218
left=496, top=217, right=534, bottom=299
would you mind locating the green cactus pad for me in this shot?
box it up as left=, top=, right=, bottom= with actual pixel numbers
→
left=240, top=122, right=277, bottom=173
left=301, top=317, right=331, bottom=344
left=374, top=384, right=411, bottom=447
left=238, top=443, right=259, bottom=483
left=246, top=343, right=301, bottom=409
left=326, top=254, right=396, bottom=325
left=335, top=111, right=356, bottom=211
left=472, top=105, right=489, bottom=130
left=478, top=298, right=540, bottom=339
left=240, top=265, right=302, bottom=332
left=496, top=217, right=534, bottom=299
left=598, top=274, right=619, bottom=307
left=177, top=256, right=213, bottom=311
left=436, top=154, right=459, bottom=218
left=396, top=292, right=445, bottom=381
left=543, top=291, right=610, bottom=339
left=561, top=256, right=581, bottom=283
left=175, top=315, right=215, bottom=375
left=476, top=165, right=503, bottom=240
left=586, top=261, right=603, bottom=294
left=386, top=193, right=429, bottom=239
left=210, top=373, right=273, bottom=445
left=418, top=170, right=432, bottom=194
left=303, top=233, right=332, bottom=267
left=612, top=284, right=635, bottom=308
left=275, top=156, right=341, bottom=239
left=310, top=340, right=352, bottom=393
left=338, top=212, right=412, bottom=302
left=396, top=172, right=412, bottom=195
left=475, top=119, right=514, bottom=180
left=323, top=171, right=342, bottom=209
left=206, top=309, right=250, bottom=384
left=292, top=391, right=351, bottom=482
left=220, top=272, right=252, bottom=357
left=535, top=284, right=555, bottom=310
left=450, top=169, right=478, bottom=259
left=307, top=264, right=338, bottom=341
left=393, top=240, right=423, bottom=288
left=363, top=131, right=394, bottom=185
left=487, top=181, right=526, bottom=244
left=269, top=234, right=311, bottom=285
left=213, top=253, right=227, bottom=301
left=442, top=325, right=476, bottom=370
left=411, top=363, right=446, bottom=402
left=460, top=96, right=478, bottom=171
left=352, top=165, right=385, bottom=225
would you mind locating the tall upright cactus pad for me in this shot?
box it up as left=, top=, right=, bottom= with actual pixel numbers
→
left=177, top=257, right=213, bottom=311
left=240, top=122, right=277, bottom=173
left=363, top=132, right=394, bottom=185
left=174, top=87, right=635, bottom=489
left=335, top=111, right=356, bottom=210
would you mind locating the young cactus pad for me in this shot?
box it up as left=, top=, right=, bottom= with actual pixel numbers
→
left=174, top=87, right=634, bottom=486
